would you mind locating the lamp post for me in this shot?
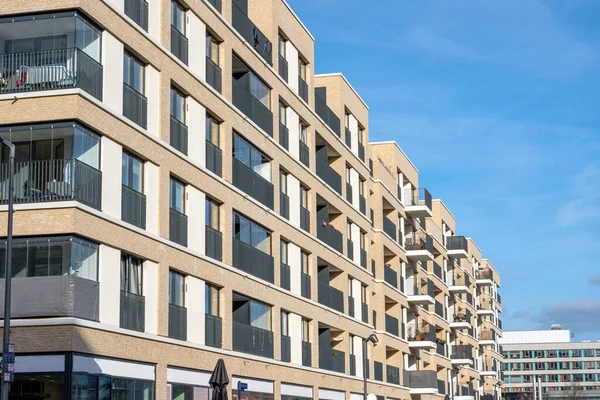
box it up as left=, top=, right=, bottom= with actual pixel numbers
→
left=0, top=137, right=15, bottom=400
left=363, top=333, right=378, bottom=400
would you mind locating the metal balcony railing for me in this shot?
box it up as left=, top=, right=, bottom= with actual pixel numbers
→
left=281, top=334, right=291, bottom=362
left=232, top=157, right=274, bottom=209
left=301, top=272, right=311, bottom=299
left=433, top=262, right=443, bottom=281
left=279, top=123, right=289, bottom=150
left=280, top=262, right=291, bottom=291
left=207, top=0, right=222, bottom=12
left=374, top=361, right=383, bottom=381
left=171, top=25, right=188, bottom=65
left=317, top=222, right=343, bottom=253
left=451, top=345, right=473, bottom=361
left=348, top=296, right=355, bottom=318
left=300, top=206, right=310, bottom=232
left=169, top=207, right=188, bottom=247
left=359, top=194, right=366, bottom=214
left=349, top=354, right=356, bottom=376
left=122, top=184, right=146, bottom=229
left=405, top=232, right=434, bottom=253
left=435, top=300, right=445, bottom=319
left=358, top=142, right=365, bottom=162
left=0, top=48, right=103, bottom=100
left=384, top=265, right=398, bottom=288
left=347, top=239, right=354, bottom=259
left=123, top=83, right=147, bottom=129
left=403, top=370, right=437, bottom=389
left=387, top=365, right=400, bottom=385
left=206, top=140, right=222, bottom=177
left=280, top=192, right=290, bottom=219
left=385, top=314, right=399, bottom=337
left=170, top=115, right=188, bottom=155
left=438, top=379, right=446, bottom=395
left=476, top=267, right=494, bottom=280
left=298, top=76, right=309, bottom=103
left=446, top=235, right=468, bottom=252
left=125, top=0, right=149, bottom=31
left=278, top=54, right=288, bottom=82
left=360, top=248, right=367, bottom=269
left=231, top=2, right=273, bottom=65
left=232, top=237, right=274, bottom=283
left=383, top=216, right=397, bottom=241
left=361, top=302, right=368, bottom=323
left=316, top=155, right=342, bottom=194
left=436, top=342, right=445, bottom=356
left=318, top=281, right=344, bottom=313
left=232, top=321, right=274, bottom=358
left=404, top=187, right=433, bottom=210
left=302, top=341, right=311, bottom=367
left=205, top=313, right=222, bottom=348
left=315, top=90, right=341, bottom=137
left=120, top=291, right=145, bottom=332
left=205, top=225, right=222, bottom=261
left=320, top=349, right=345, bottom=374
left=168, top=303, right=187, bottom=340
left=206, top=56, right=222, bottom=93
left=299, top=140, right=310, bottom=167
left=232, top=78, right=273, bottom=136
left=346, top=182, right=353, bottom=203
left=408, top=324, right=435, bottom=342
left=345, top=127, right=352, bottom=147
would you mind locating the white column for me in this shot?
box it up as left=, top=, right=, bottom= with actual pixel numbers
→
left=187, top=12, right=206, bottom=79
left=144, top=161, right=159, bottom=235
left=289, top=313, right=302, bottom=365
left=147, top=0, right=161, bottom=39
left=353, top=335, right=363, bottom=378
left=288, top=243, right=301, bottom=296
left=398, top=173, right=404, bottom=203
left=286, top=42, right=299, bottom=92
left=187, top=98, right=206, bottom=166
left=98, top=244, right=121, bottom=326
left=186, top=185, right=206, bottom=255
left=287, top=108, right=300, bottom=160
left=145, top=65, right=160, bottom=137
left=101, top=32, right=124, bottom=113
left=350, top=223, right=360, bottom=263
left=288, top=175, right=300, bottom=228
left=143, top=261, right=158, bottom=334
left=351, top=279, right=362, bottom=321
left=185, top=275, right=206, bottom=344
left=349, top=168, right=359, bottom=209
left=101, top=137, right=122, bottom=219
left=348, top=114, right=359, bottom=156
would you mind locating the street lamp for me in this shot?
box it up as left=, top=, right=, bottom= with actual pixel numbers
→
left=0, top=137, right=15, bottom=400
left=363, top=333, right=378, bottom=400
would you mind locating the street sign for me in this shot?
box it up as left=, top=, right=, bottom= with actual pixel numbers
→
left=3, top=344, right=14, bottom=354
left=2, top=372, right=13, bottom=383
left=237, top=382, right=248, bottom=393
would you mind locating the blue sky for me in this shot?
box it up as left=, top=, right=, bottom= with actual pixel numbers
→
left=287, top=0, right=600, bottom=339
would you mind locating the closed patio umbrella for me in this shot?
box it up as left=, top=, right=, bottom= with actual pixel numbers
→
left=209, top=358, right=229, bottom=400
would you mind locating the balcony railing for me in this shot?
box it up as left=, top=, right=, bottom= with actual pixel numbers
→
left=278, top=54, right=288, bottom=82
left=298, top=76, right=309, bottom=103
left=207, top=0, right=222, bottom=12
left=405, top=232, right=434, bottom=253
left=233, top=321, right=274, bottom=358
left=280, top=192, right=290, bottom=219
left=170, top=116, right=188, bottom=155
left=206, top=56, right=222, bottom=93
left=122, top=185, right=146, bottom=229
left=300, top=206, right=310, bottom=232
left=387, top=365, right=400, bottom=385
left=476, top=267, right=494, bottom=280
left=206, top=140, right=222, bottom=177
left=358, top=142, right=365, bottom=162
left=302, top=340, right=311, bottom=367
left=317, top=223, right=343, bottom=253
left=384, top=265, right=398, bottom=288
left=438, top=379, right=446, bottom=395
left=205, top=314, right=222, bottom=348
left=320, top=348, right=345, bottom=374
left=350, top=354, right=356, bottom=376
left=345, top=127, right=352, bottom=147
left=205, top=225, right=222, bottom=261
left=347, top=239, right=354, bottom=259
left=280, top=262, right=291, bottom=291
left=408, top=324, right=435, bottom=342
left=0, top=158, right=102, bottom=210
left=232, top=238, right=274, bottom=283
left=279, top=123, right=289, bottom=150
left=451, top=345, right=473, bottom=361
left=231, top=2, right=273, bottom=65
left=125, top=0, right=149, bottom=31
left=447, top=236, right=468, bottom=252
left=168, top=303, right=187, bottom=340
left=318, top=282, right=344, bottom=313
left=385, top=314, right=399, bottom=337
left=404, top=188, right=432, bottom=210
left=316, top=155, right=341, bottom=194
left=123, top=83, right=147, bottom=129
left=359, top=194, right=366, bottom=215
left=383, top=216, right=397, bottom=241
left=433, top=262, right=443, bottom=281
left=171, top=25, right=189, bottom=65
left=360, top=248, right=367, bottom=269
left=347, top=296, right=355, bottom=317
left=169, top=207, right=188, bottom=247
left=299, top=140, right=310, bottom=167
left=436, top=342, right=445, bottom=356
left=232, top=79, right=273, bottom=136
left=315, top=91, right=341, bottom=137
left=346, top=182, right=353, bottom=203
left=281, top=334, right=291, bottom=362
left=232, top=157, right=274, bottom=209
left=435, top=300, right=445, bottom=319
left=301, top=272, right=311, bottom=299
left=361, top=302, right=368, bottom=323
left=374, top=361, right=383, bottom=381
left=403, top=370, right=437, bottom=390
left=0, top=48, right=103, bottom=100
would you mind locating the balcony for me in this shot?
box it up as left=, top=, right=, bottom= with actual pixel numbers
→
left=320, top=349, right=345, bottom=374
left=476, top=267, right=494, bottom=285
left=435, top=300, right=445, bottom=319
left=170, top=116, right=188, bottom=155
left=0, top=275, right=98, bottom=321
left=315, top=90, right=341, bottom=137
left=302, top=341, right=311, bottom=367
left=207, top=0, right=222, bottom=12
left=408, top=324, right=436, bottom=349
left=407, top=279, right=435, bottom=305
left=301, top=272, right=311, bottom=299
left=384, top=265, right=398, bottom=288
left=168, top=303, right=187, bottom=340
left=205, top=313, right=222, bottom=348
left=385, top=314, right=399, bottom=337
left=280, top=262, right=291, bottom=290
left=387, top=365, right=400, bottom=385
left=205, top=226, right=222, bottom=261
left=446, top=236, right=468, bottom=258
left=404, top=188, right=433, bottom=218
left=0, top=48, right=103, bottom=100
left=405, top=232, right=434, bottom=261
left=125, top=0, right=149, bottom=30
left=479, top=327, right=496, bottom=342
left=120, top=290, right=145, bottom=333
left=232, top=321, right=274, bottom=358
left=450, top=272, right=470, bottom=294
left=383, top=216, right=397, bottom=241
left=317, top=223, right=343, bottom=253
left=122, top=185, right=146, bottom=229
left=316, top=155, right=342, bottom=194
left=232, top=157, right=274, bottom=209
left=358, top=142, right=365, bottom=162
left=451, top=345, right=474, bottom=366
left=200, top=142, right=221, bottom=179
left=231, top=2, right=272, bottom=65
left=318, top=282, right=344, bottom=313
left=279, top=123, right=289, bottom=150
left=361, top=302, right=368, bottom=323
left=450, top=311, right=471, bottom=330
left=0, top=159, right=102, bottom=210
left=171, top=25, right=188, bottom=65
left=345, top=128, right=352, bottom=147
left=169, top=208, right=188, bottom=247
left=280, top=192, right=290, bottom=219
left=278, top=54, right=288, bottom=82
left=123, top=83, right=147, bottom=129
left=232, top=79, right=273, bottom=136
left=206, top=56, right=222, bottom=93
left=300, top=206, right=310, bottom=232
left=403, top=370, right=438, bottom=394
left=299, top=140, right=310, bottom=167
left=281, top=334, right=291, bottom=362
left=433, top=262, right=443, bottom=281
left=436, top=342, right=445, bottom=357
left=232, top=238, right=274, bottom=283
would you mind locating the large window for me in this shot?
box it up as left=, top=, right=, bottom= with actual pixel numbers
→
left=205, top=199, right=220, bottom=230
left=206, top=33, right=219, bottom=65
left=170, top=87, right=186, bottom=123
left=298, top=59, right=307, bottom=80
left=120, top=253, right=142, bottom=295
left=11, top=374, right=64, bottom=400
left=205, top=283, right=219, bottom=316
left=280, top=241, right=288, bottom=265
left=232, top=212, right=271, bottom=255
left=73, top=374, right=153, bottom=400
left=122, top=151, right=143, bottom=192
left=169, top=383, right=212, bottom=400
left=281, top=311, right=289, bottom=336
left=299, top=122, right=308, bottom=144
left=233, top=134, right=271, bottom=182
left=169, top=270, right=185, bottom=307
left=300, top=186, right=309, bottom=209
left=170, top=178, right=185, bottom=213
left=205, top=115, right=220, bottom=146
left=123, top=51, right=145, bottom=94
left=280, top=170, right=288, bottom=195
left=171, top=1, right=186, bottom=35
left=0, top=236, right=98, bottom=280
left=301, top=250, right=309, bottom=275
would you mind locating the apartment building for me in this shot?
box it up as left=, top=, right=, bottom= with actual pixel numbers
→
left=0, top=1, right=503, bottom=400
left=500, top=328, right=600, bottom=400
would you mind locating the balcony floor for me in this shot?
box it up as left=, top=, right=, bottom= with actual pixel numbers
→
left=407, top=295, right=435, bottom=305
left=405, top=205, right=433, bottom=218
left=406, top=250, right=434, bottom=261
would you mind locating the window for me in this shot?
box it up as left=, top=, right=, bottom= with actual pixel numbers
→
left=120, top=253, right=142, bottom=295
left=535, top=350, right=544, bottom=358
left=559, top=350, right=570, bottom=358
left=301, top=250, right=309, bottom=275
left=122, top=151, right=143, bottom=192
left=206, top=115, right=220, bottom=146
left=359, top=179, right=365, bottom=197
left=169, top=270, right=184, bottom=306
left=346, top=166, right=352, bottom=184
left=523, top=351, right=532, bottom=358
left=248, top=299, right=271, bottom=330
left=358, top=127, right=364, bottom=145
left=171, top=1, right=186, bottom=35
left=298, top=59, right=307, bottom=80
left=205, top=199, right=220, bottom=230
left=170, top=87, right=186, bottom=123
left=281, top=311, right=289, bottom=336
left=300, top=185, right=309, bottom=209
left=170, top=383, right=212, bottom=400
left=205, top=284, right=219, bottom=316
left=584, top=349, right=595, bottom=357
left=360, top=231, right=366, bottom=250
left=206, top=33, right=219, bottom=64
left=278, top=35, right=286, bottom=59
left=123, top=51, right=145, bottom=94
left=280, top=170, right=288, bottom=195
left=280, top=241, right=288, bottom=265
left=170, top=178, right=185, bottom=213
left=299, top=122, right=308, bottom=144
left=344, top=113, right=350, bottom=129
left=361, top=284, right=367, bottom=303
left=548, top=350, right=557, bottom=358
left=279, top=102, right=287, bottom=127
left=302, top=318, right=310, bottom=342
left=232, top=212, right=271, bottom=255
left=233, top=133, right=271, bottom=182
left=536, top=362, right=545, bottom=370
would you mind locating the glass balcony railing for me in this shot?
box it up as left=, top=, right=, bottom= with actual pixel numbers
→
left=168, top=303, right=187, bottom=340
left=280, top=192, right=290, bottom=220
left=358, top=142, right=365, bottom=162
left=302, top=340, right=311, bottom=367
left=315, top=90, right=341, bottom=137
left=447, top=235, right=468, bottom=252
left=404, top=187, right=433, bottom=210
left=345, top=127, right=352, bottom=147
left=279, top=123, right=289, bottom=150
left=232, top=321, right=274, bottom=358
left=281, top=334, right=291, bottom=362
left=171, top=25, right=188, bottom=65
left=123, top=83, right=147, bottom=129
left=120, top=291, right=145, bottom=332
left=403, top=370, right=437, bottom=390
left=385, top=314, right=399, bottom=337
left=316, top=155, right=341, bottom=194
left=125, top=0, right=149, bottom=31
left=384, top=265, right=398, bottom=288
left=318, top=282, right=344, bottom=313
left=205, top=225, right=222, bottom=262
left=387, top=365, right=400, bottom=385
left=206, top=56, right=222, bottom=93
left=300, top=206, right=310, bottom=232
left=383, top=216, right=397, bottom=241
left=232, top=79, right=273, bottom=136
left=299, top=140, right=310, bottom=167
left=231, top=2, right=272, bottom=65
left=317, top=223, right=343, bottom=253
left=298, top=76, right=309, bottom=103
left=405, top=232, right=434, bottom=253
left=207, top=0, right=222, bottom=12
left=170, top=115, right=188, bottom=155
left=122, top=184, right=146, bottom=229
left=280, top=262, right=291, bottom=290
left=232, top=157, right=274, bottom=209
left=205, top=313, right=222, bottom=348
left=301, top=272, right=311, bottom=299
left=206, top=140, right=222, bottom=177
left=320, top=348, right=345, bottom=374
left=278, top=54, right=288, bottom=82
left=169, top=207, right=188, bottom=247
left=232, top=238, right=274, bottom=283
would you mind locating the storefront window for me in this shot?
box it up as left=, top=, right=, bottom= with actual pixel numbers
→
left=232, top=391, right=274, bottom=400
left=73, top=374, right=153, bottom=400
left=169, top=383, right=212, bottom=400
left=10, top=374, right=65, bottom=400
